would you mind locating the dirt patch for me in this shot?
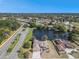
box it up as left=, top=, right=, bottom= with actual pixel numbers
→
left=41, top=40, right=60, bottom=58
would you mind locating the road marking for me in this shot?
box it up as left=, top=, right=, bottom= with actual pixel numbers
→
left=0, top=26, right=22, bottom=48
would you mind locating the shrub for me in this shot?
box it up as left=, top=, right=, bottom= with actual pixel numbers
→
left=7, top=47, right=12, bottom=53
left=23, top=51, right=29, bottom=58
left=18, top=48, right=30, bottom=59
left=23, top=42, right=30, bottom=49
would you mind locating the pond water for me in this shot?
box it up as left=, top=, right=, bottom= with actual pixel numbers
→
left=33, top=28, right=68, bottom=40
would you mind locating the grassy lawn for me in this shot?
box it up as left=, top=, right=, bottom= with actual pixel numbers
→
left=23, top=28, right=32, bottom=45
left=17, top=28, right=33, bottom=59
left=7, top=34, right=20, bottom=54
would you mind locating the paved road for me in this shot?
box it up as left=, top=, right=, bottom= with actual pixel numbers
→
left=6, top=28, right=29, bottom=59
left=0, top=25, right=23, bottom=59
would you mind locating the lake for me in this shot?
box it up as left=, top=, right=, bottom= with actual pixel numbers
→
left=33, top=28, right=68, bottom=40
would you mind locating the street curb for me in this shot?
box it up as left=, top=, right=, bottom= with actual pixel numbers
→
left=0, top=26, right=22, bottom=48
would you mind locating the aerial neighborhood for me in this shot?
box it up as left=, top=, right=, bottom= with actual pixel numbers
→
left=0, top=13, right=79, bottom=59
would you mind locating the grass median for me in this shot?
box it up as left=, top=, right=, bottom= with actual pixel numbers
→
left=7, top=34, right=20, bottom=54
left=17, top=28, right=33, bottom=59
left=23, top=28, right=32, bottom=45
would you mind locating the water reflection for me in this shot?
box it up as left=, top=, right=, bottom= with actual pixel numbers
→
left=33, top=28, right=68, bottom=40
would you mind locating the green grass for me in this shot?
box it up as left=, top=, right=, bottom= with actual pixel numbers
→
left=17, top=28, right=33, bottom=59
left=7, top=34, right=20, bottom=53
left=23, top=28, right=32, bottom=45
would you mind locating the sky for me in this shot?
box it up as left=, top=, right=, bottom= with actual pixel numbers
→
left=0, top=0, right=79, bottom=13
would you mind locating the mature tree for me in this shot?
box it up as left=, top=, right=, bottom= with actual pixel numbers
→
left=0, top=20, right=20, bottom=44
left=30, top=22, right=36, bottom=28
left=23, top=51, right=29, bottom=58
left=68, top=26, right=79, bottom=41
left=36, top=25, right=43, bottom=30
left=53, top=23, right=67, bottom=33
left=23, top=42, right=30, bottom=49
